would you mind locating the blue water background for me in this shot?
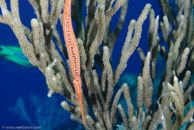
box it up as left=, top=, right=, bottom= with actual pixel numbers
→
left=0, top=0, right=161, bottom=129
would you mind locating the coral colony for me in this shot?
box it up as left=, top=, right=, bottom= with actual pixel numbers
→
left=0, top=0, right=194, bottom=129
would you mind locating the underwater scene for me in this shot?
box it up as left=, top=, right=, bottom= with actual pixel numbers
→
left=0, top=0, right=194, bottom=130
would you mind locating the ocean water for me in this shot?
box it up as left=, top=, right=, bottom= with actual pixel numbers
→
left=0, top=0, right=161, bottom=130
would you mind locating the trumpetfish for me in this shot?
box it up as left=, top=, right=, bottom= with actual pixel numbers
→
left=62, top=0, right=86, bottom=125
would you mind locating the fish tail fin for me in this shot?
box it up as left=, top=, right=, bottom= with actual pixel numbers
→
left=75, top=85, right=86, bottom=126
left=78, top=92, right=86, bottom=126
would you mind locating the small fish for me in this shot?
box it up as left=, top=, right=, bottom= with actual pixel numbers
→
left=62, top=0, right=86, bottom=125
left=0, top=45, right=33, bottom=67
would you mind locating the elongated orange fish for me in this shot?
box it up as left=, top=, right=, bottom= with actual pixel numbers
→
left=62, top=0, right=86, bottom=125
